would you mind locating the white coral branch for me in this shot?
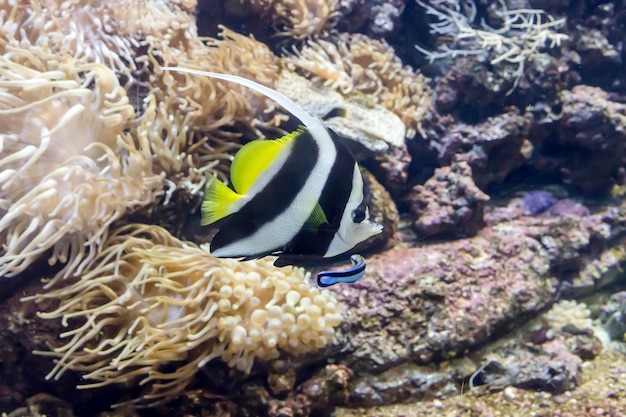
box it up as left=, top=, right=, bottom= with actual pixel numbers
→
left=415, top=0, right=568, bottom=92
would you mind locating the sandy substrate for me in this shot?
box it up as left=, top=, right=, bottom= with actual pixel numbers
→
left=335, top=346, right=626, bottom=417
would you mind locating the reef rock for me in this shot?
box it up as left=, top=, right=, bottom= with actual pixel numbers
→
left=425, top=109, right=531, bottom=188
left=600, top=292, right=626, bottom=341
left=275, top=70, right=406, bottom=153
left=407, top=161, right=490, bottom=238
left=472, top=339, right=583, bottom=394
left=330, top=201, right=626, bottom=405
left=556, top=85, right=626, bottom=195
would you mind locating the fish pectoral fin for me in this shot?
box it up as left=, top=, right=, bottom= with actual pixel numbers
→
left=201, top=177, right=243, bottom=226
left=230, top=129, right=302, bottom=194
left=304, top=202, right=329, bottom=230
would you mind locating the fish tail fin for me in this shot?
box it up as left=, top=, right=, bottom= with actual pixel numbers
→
left=201, top=177, right=243, bottom=226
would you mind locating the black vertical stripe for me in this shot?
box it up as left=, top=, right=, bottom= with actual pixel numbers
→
left=280, top=130, right=357, bottom=258
left=210, top=129, right=320, bottom=257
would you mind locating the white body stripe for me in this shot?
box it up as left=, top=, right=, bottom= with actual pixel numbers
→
left=161, top=68, right=338, bottom=257
left=214, top=121, right=336, bottom=257
left=324, top=163, right=364, bottom=257
left=324, top=163, right=382, bottom=258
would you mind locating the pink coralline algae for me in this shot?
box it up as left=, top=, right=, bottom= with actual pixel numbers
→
left=337, top=226, right=555, bottom=376
left=407, top=161, right=490, bottom=238
left=543, top=199, right=591, bottom=218
left=425, top=109, right=531, bottom=188
left=329, top=201, right=626, bottom=406
left=557, top=85, right=626, bottom=195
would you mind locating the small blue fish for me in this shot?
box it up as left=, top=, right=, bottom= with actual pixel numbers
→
left=317, top=254, right=366, bottom=287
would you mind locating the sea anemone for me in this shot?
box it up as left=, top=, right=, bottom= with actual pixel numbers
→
left=0, top=57, right=162, bottom=279
left=272, top=0, right=339, bottom=39
left=0, top=0, right=142, bottom=89
left=0, top=0, right=202, bottom=96
left=137, top=25, right=285, bottom=201
left=233, top=0, right=339, bottom=39
left=29, top=224, right=342, bottom=406
left=284, top=33, right=432, bottom=137
left=137, top=94, right=237, bottom=201
left=145, top=25, right=283, bottom=139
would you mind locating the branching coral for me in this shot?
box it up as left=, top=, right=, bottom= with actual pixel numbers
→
left=0, top=58, right=162, bottom=279
left=415, top=0, right=568, bottom=92
left=283, top=33, right=432, bottom=137
left=29, top=224, right=342, bottom=406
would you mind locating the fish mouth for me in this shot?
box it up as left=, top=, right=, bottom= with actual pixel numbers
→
left=371, top=220, right=384, bottom=233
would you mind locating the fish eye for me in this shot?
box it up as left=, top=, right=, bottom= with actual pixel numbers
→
left=351, top=208, right=366, bottom=223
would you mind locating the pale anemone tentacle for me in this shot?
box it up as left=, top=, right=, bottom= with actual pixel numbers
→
left=283, top=33, right=432, bottom=138
left=0, top=58, right=162, bottom=280
left=26, top=224, right=343, bottom=407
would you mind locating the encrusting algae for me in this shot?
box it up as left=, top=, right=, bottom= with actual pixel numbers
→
left=28, top=224, right=342, bottom=406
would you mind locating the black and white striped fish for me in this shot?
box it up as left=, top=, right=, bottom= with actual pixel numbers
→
left=162, top=67, right=383, bottom=285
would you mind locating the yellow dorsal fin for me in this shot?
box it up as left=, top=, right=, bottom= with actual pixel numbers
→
left=304, top=202, right=328, bottom=230
left=230, top=127, right=304, bottom=194
left=201, top=177, right=243, bottom=225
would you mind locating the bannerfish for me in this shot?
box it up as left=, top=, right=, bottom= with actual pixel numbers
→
left=161, top=67, right=383, bottom=285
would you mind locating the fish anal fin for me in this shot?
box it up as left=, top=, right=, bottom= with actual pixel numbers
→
left=231, top=128, right=303, bottom=194
left=304, top=202, right=329, bottom=230
left=201, top=177, right=243, bottom=226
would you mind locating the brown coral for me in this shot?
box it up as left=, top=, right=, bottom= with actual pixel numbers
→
left=29, top=224, right=342, bottom=406
left=284, top=33, right=432, bottom=137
